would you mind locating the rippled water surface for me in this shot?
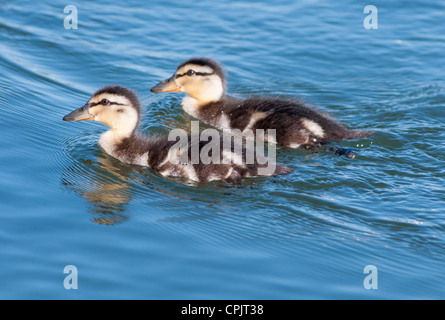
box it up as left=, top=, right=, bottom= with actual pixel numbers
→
left=0, top=0, right=444, bottom=299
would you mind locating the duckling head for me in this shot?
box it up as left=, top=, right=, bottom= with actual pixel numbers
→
left=63, top=85, right=141, bottom=139
left=151, top=57, right=226, bottom=105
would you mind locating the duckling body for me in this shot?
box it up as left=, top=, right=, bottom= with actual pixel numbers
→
left=151, top=58, right=373, bottom=148
left=101, top=133, right=290, bottom=182
left=182, top=95, right=373, bottom=148
left=63, top=85, right=291, bottom=182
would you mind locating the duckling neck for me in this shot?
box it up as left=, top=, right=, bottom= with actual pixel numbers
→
left=99, top=128, right=151, bottom=166
left=99, top=129, right=131, bottom=157
left=182, top=95, right=226, bottom=119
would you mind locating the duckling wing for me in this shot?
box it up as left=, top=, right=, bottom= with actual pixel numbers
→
left=150, top=135, right=292, bottom=182
left=224, top=96, right=373, bottom=147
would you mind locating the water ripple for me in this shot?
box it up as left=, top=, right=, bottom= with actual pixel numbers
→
left=1, top=0, right=444, bottom=299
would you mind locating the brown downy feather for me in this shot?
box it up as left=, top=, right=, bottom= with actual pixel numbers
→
left=195, top=95, right=373, bottom=148
left=112, top=133, right=292, bottom=182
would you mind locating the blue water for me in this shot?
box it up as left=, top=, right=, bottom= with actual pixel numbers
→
left=0, top=0, right=444, bottom=299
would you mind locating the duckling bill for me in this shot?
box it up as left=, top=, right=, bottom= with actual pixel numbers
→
left=63, top=85, right=292, bottom=183
left=151, top=57, right=373, bottom=149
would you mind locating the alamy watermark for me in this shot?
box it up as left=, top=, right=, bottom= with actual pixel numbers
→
left=63, top=265, right=78, bottom=289
left=363, top=5, right=378, bottom=29
left=64, top=5, right=378, bottom=31
left=64, top=5, right=78, bottom=29
left=167, top=121, right=277, bottom=176
left=363, top=265, right=378, bottom=289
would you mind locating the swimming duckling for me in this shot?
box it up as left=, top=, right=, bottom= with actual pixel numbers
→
left=151, top=57, right=373, bottom=149
left=63, top=85, right=291, bottom=183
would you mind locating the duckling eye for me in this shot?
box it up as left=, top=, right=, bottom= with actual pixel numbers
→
left=100, top=99, right=111, bottom=105
left=186, top=69, right=195, bottom=76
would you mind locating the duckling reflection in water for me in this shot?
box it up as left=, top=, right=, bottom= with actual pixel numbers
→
left=63, top=85, right=292, bottom=183
left=61, top=155, right=133, bottom=225
left=151, top=57, right=373, bottom=156
left=61, top=153, right=239, bottom=226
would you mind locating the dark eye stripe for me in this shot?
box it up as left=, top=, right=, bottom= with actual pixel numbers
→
left=175, top=71, right=215, bottom=79
left=90, top=101, right=125, bottom=107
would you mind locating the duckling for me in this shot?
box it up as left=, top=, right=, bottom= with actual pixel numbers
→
left=63, top=85, right=292, bottom=183
left=151, top=57, right=373, bottom=149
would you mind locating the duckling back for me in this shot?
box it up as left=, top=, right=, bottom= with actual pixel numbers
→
left=191, top=96, right=373, bottom=148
